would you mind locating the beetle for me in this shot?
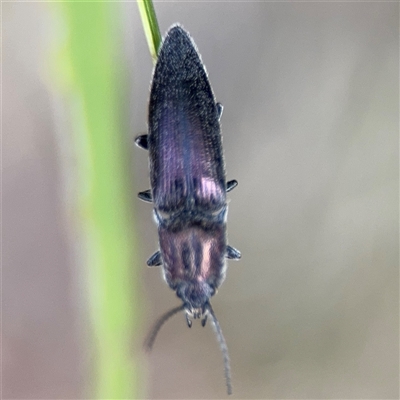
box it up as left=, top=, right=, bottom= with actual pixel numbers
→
left=136, top=25, right=241, bottom=395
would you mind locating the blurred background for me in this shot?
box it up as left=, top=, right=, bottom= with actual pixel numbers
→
left=3, top=2, right=398, bottom=399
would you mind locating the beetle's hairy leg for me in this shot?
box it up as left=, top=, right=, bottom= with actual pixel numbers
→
left=135, top=134, right=148, bottom=150
left=226, top=245, right=241, bottom=260
left=138, top=189, right=152, bottom=203
left=226, top=180, right=238, bottom=192
left=216, top=102, right=223, bottom=120
left=147, top=251, right=162, bottom=267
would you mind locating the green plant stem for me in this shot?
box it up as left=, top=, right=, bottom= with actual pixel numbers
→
left=137, top=0, right=162, bottom=63
left=58, top=2, right=139, bottom=398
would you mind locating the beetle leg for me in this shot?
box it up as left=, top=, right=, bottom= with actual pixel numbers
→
left=216, top=102, right=223, bottom=120
left=185, top=314, right=192, bottom=328
left=138, top=189, right=152, bottom=203
left=147, top=251, right=162, bottom=267
left=226, top=245, right=241, bottom=260
left=201, top=315, right=208, bottom=327
left=226, top=180, right=238, bottom=192
left=135, top=134, right=149, bottom=150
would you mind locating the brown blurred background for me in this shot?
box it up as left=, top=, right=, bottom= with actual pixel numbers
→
left=3, top=2, right=399, bottom=399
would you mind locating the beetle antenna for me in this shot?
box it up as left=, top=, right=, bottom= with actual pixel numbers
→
left=207, top=303, right=232, bottom=395
left=144, top=305, right=185, bottom=351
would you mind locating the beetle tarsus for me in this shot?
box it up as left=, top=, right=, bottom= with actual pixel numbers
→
left=138, top=189, right=152, bottom=203
left=216, top=102, right=223, bottom=120
left=186, top=314, right=192, bottom=328
left=226, top=180, right=238, bottom=192
left=147, top=251, right=162, bottom=267
left=135, top=134, right=149, bottom=150
left=201, top=315, right=208, bottom=327
left=226, top=245, right=241, bottom=260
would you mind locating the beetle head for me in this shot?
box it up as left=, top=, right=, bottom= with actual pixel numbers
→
left=176, top=281, right=214, bottom=324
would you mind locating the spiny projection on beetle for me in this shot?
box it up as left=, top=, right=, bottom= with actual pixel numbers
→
left=136, top=24, right=241, bottom=395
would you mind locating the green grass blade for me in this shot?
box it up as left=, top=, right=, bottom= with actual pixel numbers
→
left=137, top=0, right=162, bottom=63
left=55, top=3, right=140, bottom=398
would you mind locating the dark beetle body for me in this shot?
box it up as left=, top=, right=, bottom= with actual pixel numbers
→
left=136, top=25, right=240, bottom=394
left=149, top=26, right=228, bottom=312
